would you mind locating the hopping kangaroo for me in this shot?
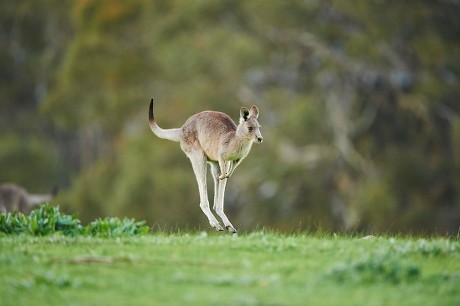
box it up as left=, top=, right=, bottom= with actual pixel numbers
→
left=148, top=99, right=263, bottom=233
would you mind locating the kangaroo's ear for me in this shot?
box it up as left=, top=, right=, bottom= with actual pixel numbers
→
left=249, top=105, right=259, bottom=118
left=240, top=107, right=250, bottom=122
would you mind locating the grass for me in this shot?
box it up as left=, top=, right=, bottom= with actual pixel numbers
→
left=0, top=231, right=459, bottom=306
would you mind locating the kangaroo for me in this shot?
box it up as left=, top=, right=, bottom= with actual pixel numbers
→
left=148, top=98, right=263, bottom=233
left=0, top=183, right=58, bottom=214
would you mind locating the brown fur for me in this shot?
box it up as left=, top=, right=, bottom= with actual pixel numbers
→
left=148, top=99, right=263, bottom=233
left=0, top=183, right=58, bottom=214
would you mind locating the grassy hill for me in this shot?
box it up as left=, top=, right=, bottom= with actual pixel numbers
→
left=0, top=231, right=458, bottom=306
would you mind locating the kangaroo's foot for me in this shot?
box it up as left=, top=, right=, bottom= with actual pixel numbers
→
left=225, top=225, right=237, bottom=234
left=215, top=210, right=236, bottom=233
left=210, top=220, right=224, bottom=231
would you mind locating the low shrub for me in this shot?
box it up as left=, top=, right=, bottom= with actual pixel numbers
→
left=84, top=217, right=150, bottom=238
left=0, top=204, right=149, bottom=237
left=0, top=213, right=29, bottom=234
left=28, top=204, right=82, bottom=236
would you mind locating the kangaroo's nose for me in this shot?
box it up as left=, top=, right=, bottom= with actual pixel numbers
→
left=257, top=137, right=263, bottom=143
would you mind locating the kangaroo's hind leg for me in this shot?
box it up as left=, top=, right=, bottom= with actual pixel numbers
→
left=210, top=162, right=237, bottom=233
left=188, top=151, right=224, bottom=231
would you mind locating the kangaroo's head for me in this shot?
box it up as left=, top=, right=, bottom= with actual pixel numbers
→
left=238, top=105, right=263, bottom=143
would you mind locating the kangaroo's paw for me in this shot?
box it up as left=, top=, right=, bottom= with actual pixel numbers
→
left=210, top=222, right=224, bottom=231
left=225, top=225, right=237, bottom=234
left=219, top=173, right=231, bottom=180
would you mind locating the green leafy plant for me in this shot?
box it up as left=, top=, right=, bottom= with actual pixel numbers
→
left=84, top=217, right=150, bottom=238
left=0, top=204, right=149, bottom=237
left=27, top=204, right=82, bottom=236
left=0, top=213, right=29, bottom=234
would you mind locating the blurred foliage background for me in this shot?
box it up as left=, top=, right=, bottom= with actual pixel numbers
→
left=1, top=0, right=459, bottom=234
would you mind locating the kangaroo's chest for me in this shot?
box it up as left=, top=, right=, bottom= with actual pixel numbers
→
left=219, top=139, right=253, bottom=162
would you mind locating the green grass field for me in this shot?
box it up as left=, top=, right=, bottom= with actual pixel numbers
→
left=0, top=232, right=459, bottom=306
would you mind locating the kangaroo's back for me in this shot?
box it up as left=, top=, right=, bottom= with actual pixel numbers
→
left=0, top=184, right=29, bottom=214
left=181, top=111, right=237, bottom=161
left=0, top=183, right=57, bottom=214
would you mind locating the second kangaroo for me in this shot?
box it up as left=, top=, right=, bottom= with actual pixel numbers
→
left=148, top=99, right=263, bottom=233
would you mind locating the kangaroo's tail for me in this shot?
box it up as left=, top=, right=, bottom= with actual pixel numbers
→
left=149, top=98, right=182, bottom=142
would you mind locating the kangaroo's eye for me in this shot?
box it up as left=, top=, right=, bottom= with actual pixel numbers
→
left=248, top=127, right=254, bottom=131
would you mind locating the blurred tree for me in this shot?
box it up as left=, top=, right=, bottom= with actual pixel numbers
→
left=0, top=0, right=73, bottom=192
